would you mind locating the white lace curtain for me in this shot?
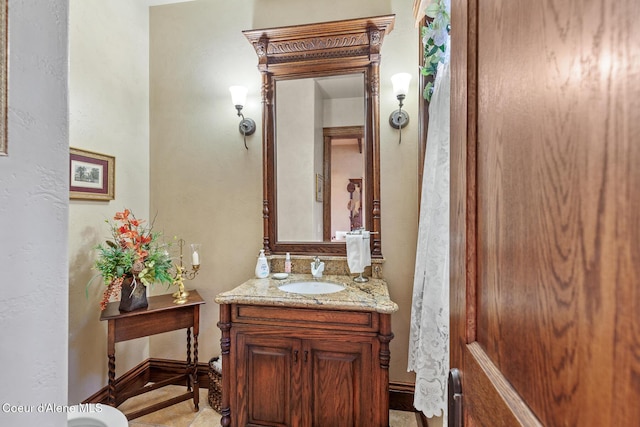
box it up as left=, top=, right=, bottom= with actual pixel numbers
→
left=407, top=46, right=451, bottom=418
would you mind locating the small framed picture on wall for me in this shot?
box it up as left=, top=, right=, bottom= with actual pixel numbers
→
left=69, top=148, right=115, bottom=201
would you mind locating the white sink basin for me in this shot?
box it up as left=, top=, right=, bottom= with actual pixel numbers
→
left=278, top=281, right=345, bottom=295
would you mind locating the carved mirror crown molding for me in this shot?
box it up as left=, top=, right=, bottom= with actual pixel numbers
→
left=243, top=15, right=394, bottom=72
left=244, top=15, right=395, bottom=258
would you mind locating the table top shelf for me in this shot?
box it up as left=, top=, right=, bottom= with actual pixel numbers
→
left=100, top=290, right=204, bottom=321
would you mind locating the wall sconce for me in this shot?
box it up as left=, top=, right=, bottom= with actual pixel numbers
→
left=389, top=73, right=412, bottom=143
left=229, top=85, right=256, bottom=149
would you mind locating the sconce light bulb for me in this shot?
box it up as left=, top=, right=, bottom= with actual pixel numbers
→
left=391, top=73, right=412, bottom=98
left=229, top=86, right=248, bottom=107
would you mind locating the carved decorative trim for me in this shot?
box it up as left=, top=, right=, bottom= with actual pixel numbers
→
left=269, top=47, right=371, bottom=64
left=244, top=15, right=395, bottom=72
left=267, top=34, right=369, bottom=54
left=371, top=72, right=380, bottom=97
left=255, top=40, right=266, bottom=58
left=370, top=30, right=381, bottom=46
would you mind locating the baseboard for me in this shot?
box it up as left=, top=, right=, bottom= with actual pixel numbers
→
left=145, top=357, right=210, bottom=389
left=389, top=381, right=417, bottom=412
left=389, top=382, right=430, bottom=427
left=83, top=358, right=210, bottom=405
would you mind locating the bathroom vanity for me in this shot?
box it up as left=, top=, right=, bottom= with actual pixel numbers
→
left=215, top=274, right=398, bottom=427
left=220, top=14, right=399, bottom=426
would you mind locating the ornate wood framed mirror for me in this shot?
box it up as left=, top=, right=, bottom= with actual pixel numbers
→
left=243, top=15, right=395, bottom=258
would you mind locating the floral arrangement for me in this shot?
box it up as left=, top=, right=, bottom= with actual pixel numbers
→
left=92, top=209, right=173, bottom=310
left=421, top=0, right=450, bottom=101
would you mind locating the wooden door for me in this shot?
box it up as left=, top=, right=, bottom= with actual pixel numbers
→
left=236, top=333, right=300, bottom=427
left=304, top=338, right=373, bottom=427
left=450, top=0, right=640, bottom=426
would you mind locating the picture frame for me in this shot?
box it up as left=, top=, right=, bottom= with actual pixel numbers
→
left=315, top=173, right=324, bottom=202
left=69, top=148, right=115, bottom=201
left=0, top=0, right=8, bottom=156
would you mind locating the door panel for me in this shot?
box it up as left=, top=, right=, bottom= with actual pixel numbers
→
left=236, top=333, right=298, bottom=427
left=305, top=339, right=372, bottom=427
left=464, top=344, right=541, bottom=426
left=450, top=0, right=640, bottom=425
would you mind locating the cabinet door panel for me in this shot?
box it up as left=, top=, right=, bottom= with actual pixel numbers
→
left=305, top=339, right=373, bottom=427
left=237, top=333, right=298, bottom=427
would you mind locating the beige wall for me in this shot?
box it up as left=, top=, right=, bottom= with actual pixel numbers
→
left=67, top=0, right=420, bottom=404
left=68, top=0, right=153, bottom=404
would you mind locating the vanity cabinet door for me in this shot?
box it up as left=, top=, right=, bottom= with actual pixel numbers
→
left=235, top=332, right=300, bottom=427
left=303, top=337, right=374, bottom=427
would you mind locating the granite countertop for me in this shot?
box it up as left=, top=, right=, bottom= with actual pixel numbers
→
left=214, top=273, right=398, bottom=314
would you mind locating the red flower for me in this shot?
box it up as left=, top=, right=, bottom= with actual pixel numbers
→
left=111, top=209, right=156, bottom=263
left=114, top=209, right=130, bottom=221
left=138, top=234, right=152, bottom=245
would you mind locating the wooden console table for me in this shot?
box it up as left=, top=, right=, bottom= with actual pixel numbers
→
left=100, top=290, right=204, bottom=420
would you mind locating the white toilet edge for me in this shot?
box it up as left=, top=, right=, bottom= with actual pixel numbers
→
left=67, top=403, right=128, bottom=427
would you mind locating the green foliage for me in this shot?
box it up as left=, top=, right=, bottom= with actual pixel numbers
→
left=94, top=243, right=135, bottom=285
left=138, top=236, right=174, bottom=288
left=421, top=0, right=450, bottom=101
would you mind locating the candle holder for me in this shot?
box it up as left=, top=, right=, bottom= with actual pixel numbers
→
left=172, top=239, right=201, bottom=304
left=190, top=243, right=201, bottom=270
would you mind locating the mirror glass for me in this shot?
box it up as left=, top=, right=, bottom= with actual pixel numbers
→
left=276, top=73, right=365, bottom=243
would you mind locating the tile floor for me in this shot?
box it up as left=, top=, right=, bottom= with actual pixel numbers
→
left=122, top=385, right=420, bottom=427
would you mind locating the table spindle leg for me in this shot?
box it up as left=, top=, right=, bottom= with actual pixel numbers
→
left=193, top=328, right=199, bottom=410
left=108, top=353, right=116, bottom=406
left=186, top=327, right=192, bottom=391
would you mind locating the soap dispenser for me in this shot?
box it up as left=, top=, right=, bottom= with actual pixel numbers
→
left=255, top=249, right=270, bottom=279
left=284, top=252, right=292, bottom=273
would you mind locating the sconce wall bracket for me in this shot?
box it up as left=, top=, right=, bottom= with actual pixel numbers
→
left=389, top=109, right=409, bottom=129
left=389, top=93, right=409, bottom=143
left=239, top=117, right=256, bottom=136
left=234, top=104, right=256, bottom=149
left=389, top=94, right=409, bottom=129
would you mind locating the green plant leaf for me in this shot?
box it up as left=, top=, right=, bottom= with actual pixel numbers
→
left=425, top=2, right=440, bottom=18
left=424, top=82, right=434, bottom=101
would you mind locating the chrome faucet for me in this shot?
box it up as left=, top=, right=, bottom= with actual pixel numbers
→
left=311, top=256, right=325, bottom=278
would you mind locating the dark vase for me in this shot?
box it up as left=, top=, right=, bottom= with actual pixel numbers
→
left=119, top=275, right=148, bottom=312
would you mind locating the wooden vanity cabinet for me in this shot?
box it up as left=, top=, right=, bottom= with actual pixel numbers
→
left=219, top=304, right=394, bottom=427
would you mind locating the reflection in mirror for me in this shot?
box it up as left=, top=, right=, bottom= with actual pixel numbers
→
left=276, top=74, right=365, bottom=242
left=324, top=126, right=365, bottom=242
